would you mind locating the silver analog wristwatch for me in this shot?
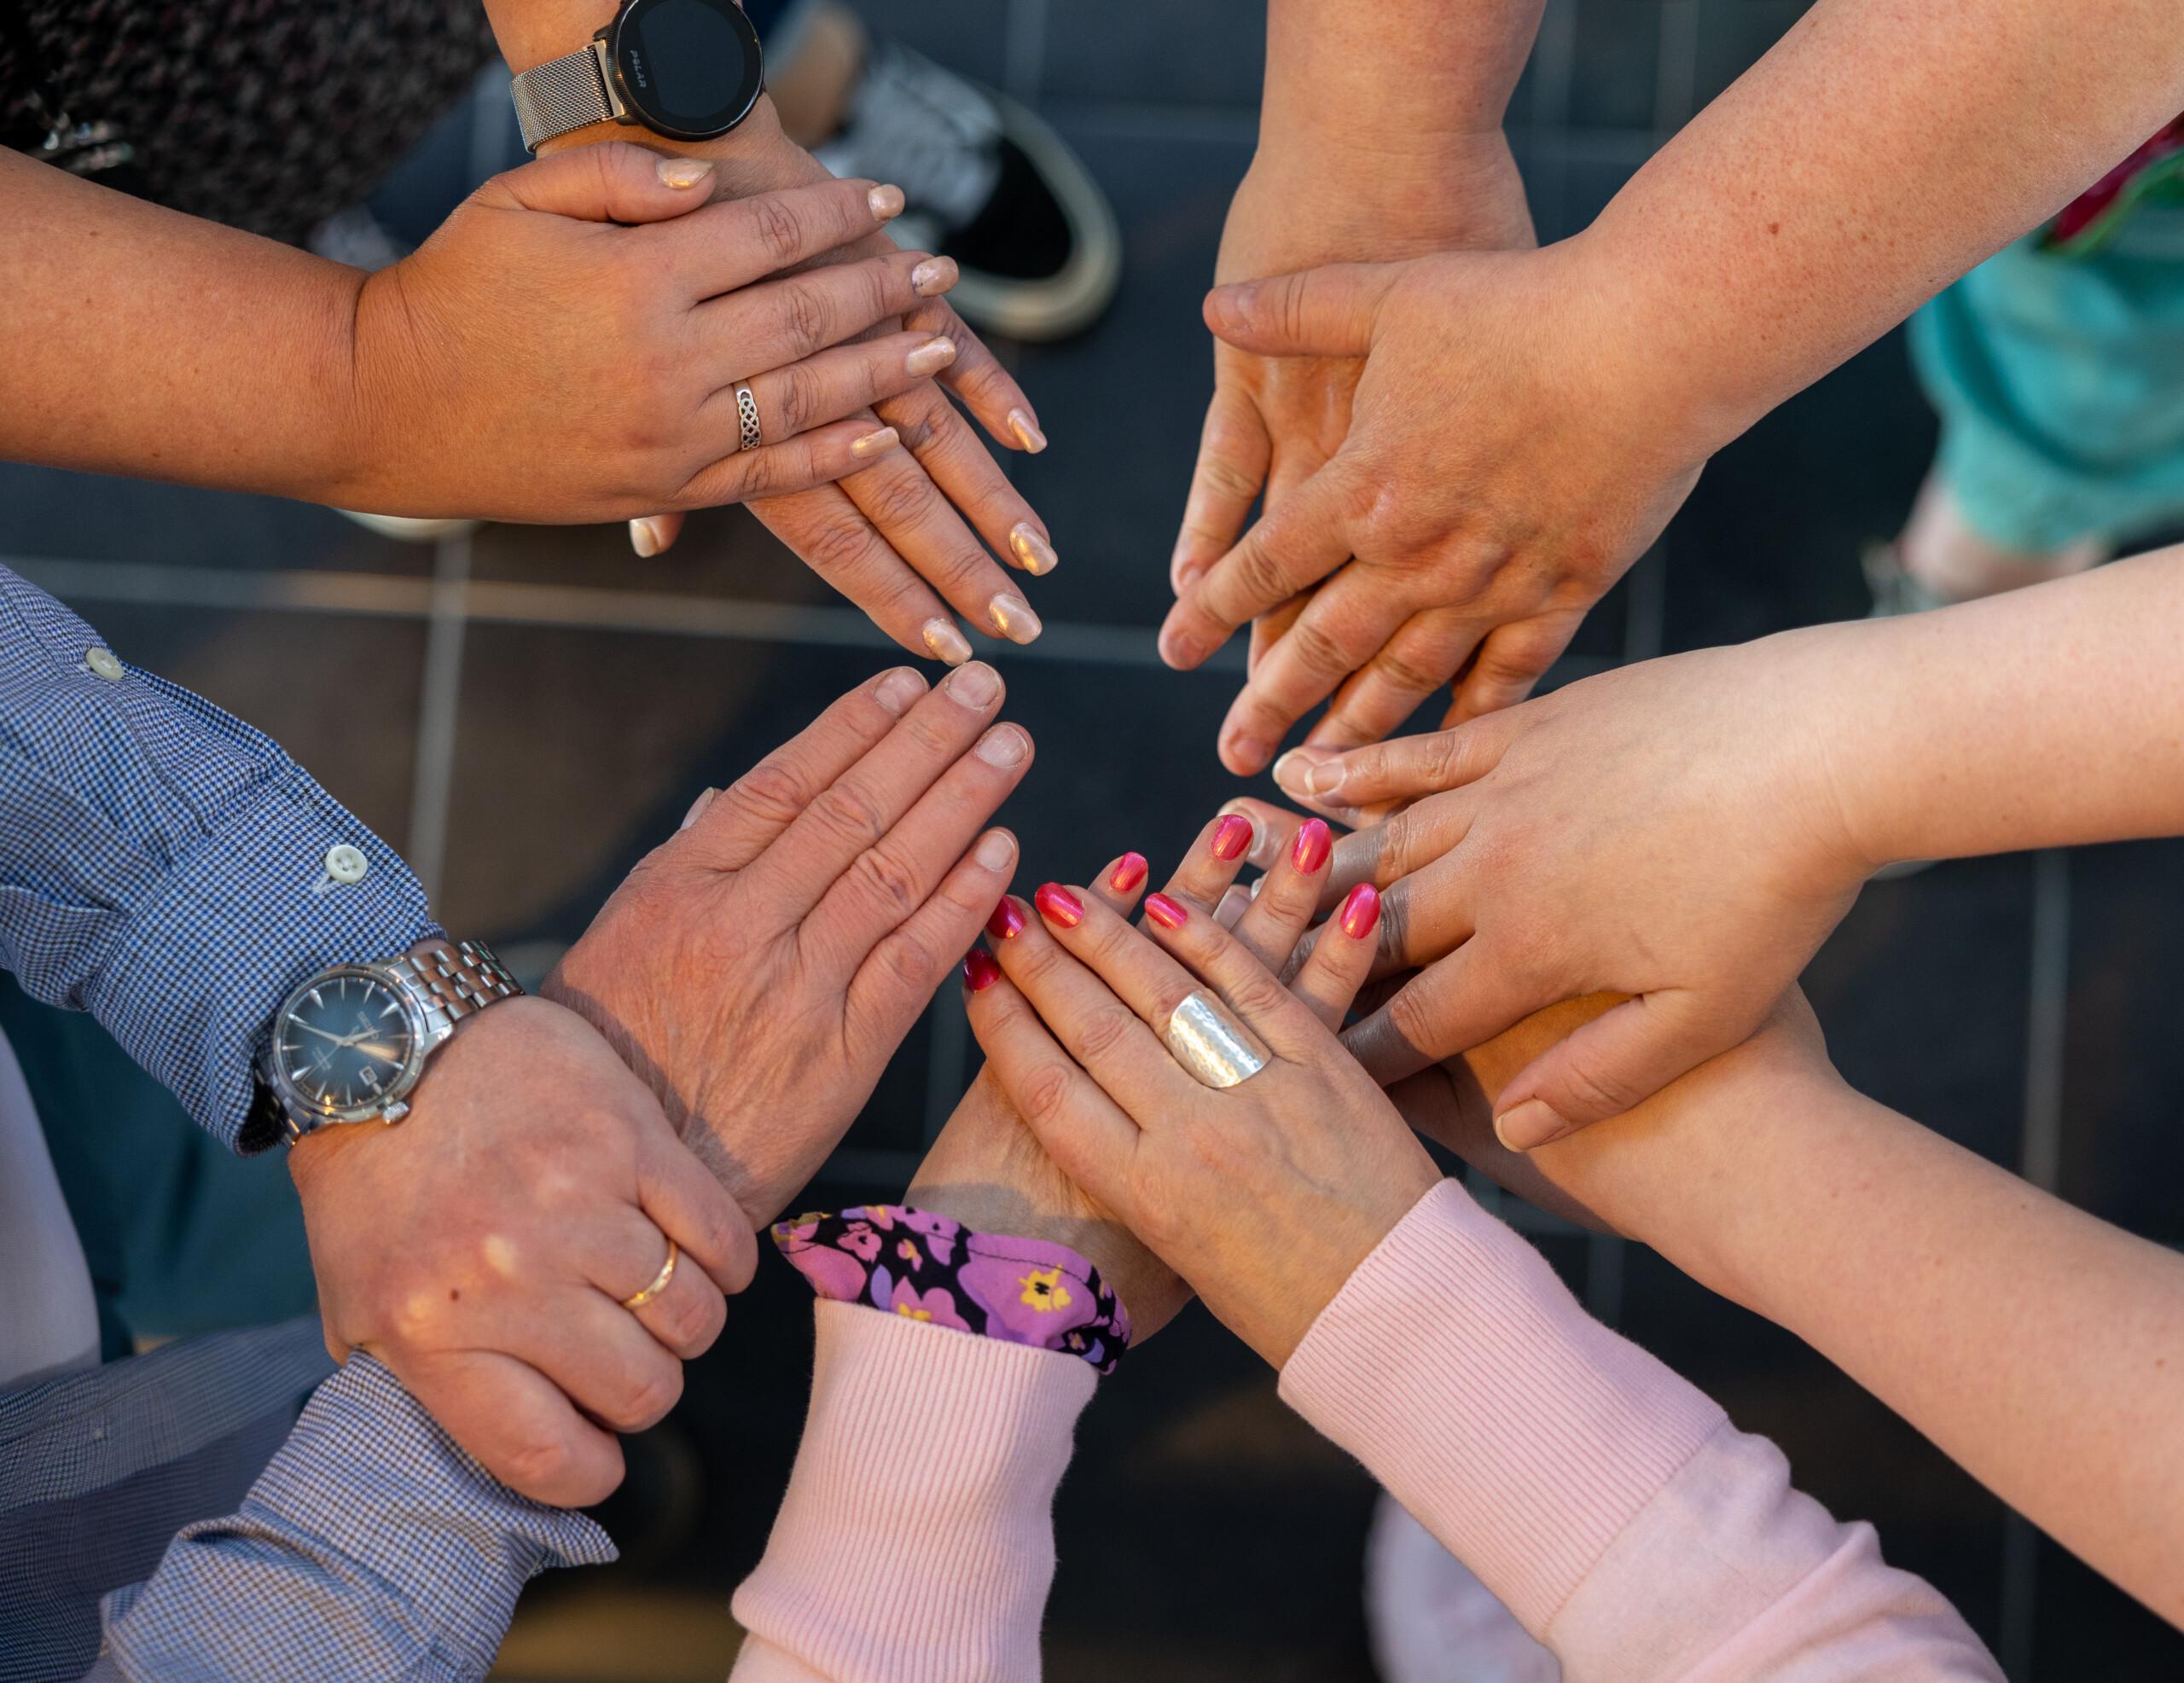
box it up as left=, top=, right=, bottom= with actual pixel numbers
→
left=255, top=941, right=523, bottom=1146
left=511, top=0, right=764, bottom=154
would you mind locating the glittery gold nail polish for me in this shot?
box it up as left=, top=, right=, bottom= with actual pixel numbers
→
left=1008, top=523, right=1058, bottom=575
left=989, top=594, right=1043, bottom=645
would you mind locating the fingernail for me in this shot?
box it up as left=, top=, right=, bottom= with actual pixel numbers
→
left=975, top=723, right=1028, bottom=767
left=1228, top=734, right=1272, bottom=774
left=873, top=667, right=928, bottom=717
left=1161, top=626, right=1206, bottom=669
left=1494, top=1100, right=1575, bottom=1153
left=990, top=594, right=1042, bottom=645
left=629, top=517, right=667, bottom=557
left=911, top=256, right=959, bottom=297
left=1271, top=749, right=1322, bottom=798
left=1306, top=760, right=1346, bottom=799
left=1108, top=852, right=1148, bottom=894
left=1211, top=814, right=1254, bottom=862
left=868, top=183, right=906, bottom=220
left=659, top=157, right=713, bottom=189
left=1034, top=883, right=1083, bottom=928
left=1144, top=892, right=1188, bottom=931
left=1008, top=523, right=1058, bottom=576
left=1292, top=818, right=1333, bottom=873
left=1338, top=883, right=1380, bottom=941
left=680, top=787, right=718, bottom=830
left=921, top=617, right=973, bottom=665
left=974, top=830, right=1017, bottom=873
left=851, top=426, right=901, bottom=461
left=963, top=949, right=1003, bottom=992
left=987, top=897, right=1027, bottom=939
left=905, top=334, right=957, bottom=376
left=1008, top=408, right=1048, bottom=453
left=944, top=660, right=1001, bottom=709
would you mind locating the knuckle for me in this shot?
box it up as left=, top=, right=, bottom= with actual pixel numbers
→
left=730, top=758, right=810, bottom=828
left=1376, top=887, right=1411, bottom=964
left=1229, top=533, right=1292, bottom=606
left=801, top=511, right=880, bottom=577
left=1384, top=978, right=1436, bottom=1053
left=874, top=923, right=948, bottom=996
left=1198, top=448, right=1263, bottom=504
left=883, top=393, right=946, bottom=454
left=1224, top=970, right=1289, bottom=1023
left=658, top=1287, right=721, bottom=1353
left=749, top=194, right=806, bottom=267
left=613, top=1362, right=683, bottom=1431
left=1073, top=1003, right=1141, bottom=1065
left=770, top=361, right=824, bottom=436
left=809, top=780, right=891, bottom=854
left=776, top=283, right=832, bottom=357
left=1014, top=1059, right=1077, bottom=1127
left=1368, top=644, right=1448, bottom=700
left=848, top=840, right=924, bottom=920
left=1555, top=1053, right=1640, bottom=1120
left=1282, top=616, right=1358, bottom=684
left=503, top=1434, right=574, bottom=1495
left=855, top=462, right=937, bottom=531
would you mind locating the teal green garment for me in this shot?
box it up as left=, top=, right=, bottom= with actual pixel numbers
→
left=1911, top=205, right=2184, bottom=553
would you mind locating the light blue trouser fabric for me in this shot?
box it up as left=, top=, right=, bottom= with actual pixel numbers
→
left=1910, top=206, right=2184, bottom=552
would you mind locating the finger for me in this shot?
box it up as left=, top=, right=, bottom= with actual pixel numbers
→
left=1446, top=612, right=1583, bottom=724
left=1492, top=989, right=1715, bottom=1150
left=1211, top=799, right=1317, bottom=874
left=666, top=177, right=909, bottom=299
left=1228, top=815, right=1333, bottom=971
left=843, top=815, right=1025, bottom=1026
left=723, top=329, right=961, bottom=452
left=396, top=1347, right=625, bottom=1508
left=1215, top=569, right=1412, bottom=775
left=1173, top=382, right=1272, bottom=594
left=1289, top=884, right=1382, bottom=1029
left=1091, top=850, right=1152, bottom=915
left=509, top=1285, right=687, bottom=1435
left=474, top=141, right=722, bottom=224
left=874, top=380, right=1059, bottom=590
left=678, top=416, right=909, bottom=507
left=1158, top=467, right=1356, bottom=672
left=706, top=249, right=957, bottom=374
left=635, top=1128, right=758, bottom=1297
left=620, top=1233, right=729, bottom=1361
left=1117, top=884, right=1326, bottom=1062
left=1157, top=810, right=1260, bottom=916
left=837, top=432, right=1040, bottom=646
left=747, top=485, right=960, bottom=659
left=628, top=510, right=687, bottom=558
left=1273, top=717, right=1509, bottom=818
left=1201, top=262, right=1403, bottom=358
left=1341, top=944, right=1535, bottom=1086
left=1309, top=606, right=1487, bottom=753
left=1246, top=589, right=1310, bottom=680
left=682, top=666, right=931, bottom=871
left=909, top=295, right=1046, bottom=454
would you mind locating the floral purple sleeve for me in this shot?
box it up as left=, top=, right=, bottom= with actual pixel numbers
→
left=772, top=1205, right=1131, bottom=1375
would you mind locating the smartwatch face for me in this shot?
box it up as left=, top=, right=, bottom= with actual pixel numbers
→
left=274, top=968, right=422, bottom=1120
left=610, top=0, right=764, bottom=142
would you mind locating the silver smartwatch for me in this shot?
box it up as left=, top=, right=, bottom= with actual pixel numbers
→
left=510, top=0, right=764, bottom=154
left=256, top=941, right=523, bottom=1146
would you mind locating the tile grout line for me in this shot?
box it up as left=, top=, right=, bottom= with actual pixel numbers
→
left=405, top=535, right=472, bottom=907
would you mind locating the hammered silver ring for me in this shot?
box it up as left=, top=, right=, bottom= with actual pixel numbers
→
left=735, top=385, right=763, bottom=452
left=1163, top=989, right=1271, bottom=1088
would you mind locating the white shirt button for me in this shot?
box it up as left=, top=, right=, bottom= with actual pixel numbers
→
left=324, top=844, right=369, bottom=885
left=86, top=647, right=125, bottom=682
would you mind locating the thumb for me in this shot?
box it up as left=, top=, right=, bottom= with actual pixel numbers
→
left=475, top=141, right=718, bottom=224
left=1492, top=992, right=1717, bottom=1150
left=1203, top=261, right=1402, bottom=357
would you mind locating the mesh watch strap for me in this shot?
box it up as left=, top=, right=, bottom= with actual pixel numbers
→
left=510, top=43, right=619, bottom=152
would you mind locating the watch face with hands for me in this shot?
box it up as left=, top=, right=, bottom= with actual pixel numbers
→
left=606, top=0, right=764, bottom=142
left=270, top=966, right=429, bottom=1123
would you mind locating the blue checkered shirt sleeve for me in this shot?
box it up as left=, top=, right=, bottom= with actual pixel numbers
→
left=90, top=1355, right=616, bottom=1682
left=0, top=566, right=437, bottom=1150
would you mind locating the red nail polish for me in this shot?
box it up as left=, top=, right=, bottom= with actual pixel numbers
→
left=1108, top=851, right=1148, bottom=894
left=1211, top=814, right=1253, bottom=861
left=963, top=949, right=1003, bottom=991
left=1291, top=818, right=1332, bottom=873
left=1339, top=883, right=1381, bottom=941
left=1144, top=892, right=1188, bottom=930
left=1033, top=883, right=1083, bottom=928
left=986, top=897, right=1026, bottom=940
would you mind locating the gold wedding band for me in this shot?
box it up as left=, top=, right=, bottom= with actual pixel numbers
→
left=621, top=1238, right=679, bottom=1310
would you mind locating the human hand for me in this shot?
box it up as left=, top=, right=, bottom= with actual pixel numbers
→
left=1161, top=236, right=1711, bottom=772
left=289, top=994, right=755, bottom=1506
left=346, top=147, right=972, bottom=523
left=546, top=664, right=1032, bottom=1227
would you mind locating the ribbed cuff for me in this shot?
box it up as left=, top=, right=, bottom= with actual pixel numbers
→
left=1279, top=1180, right=1724, bottom=1634
left=732, top=1301, right=1095, bottom=1683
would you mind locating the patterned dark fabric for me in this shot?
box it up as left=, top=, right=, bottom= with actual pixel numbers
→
left=0, top=0, right=497, bottom=244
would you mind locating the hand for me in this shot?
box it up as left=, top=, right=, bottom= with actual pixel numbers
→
left=964, top=855, right=1434, bottom=1367
left=1276, top=632, right=1873, bottom=1148
left=289, top=995, right=756, bottom=1507
left=346, top=147, right=967, bottom=522
left=1161, top=236, right=1711, bottom=772
left=546, top=664, right=1032, bottom=1226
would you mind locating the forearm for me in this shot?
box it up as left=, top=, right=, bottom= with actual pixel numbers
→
left=1263, top=0, right=1543, bottom=156
left=1577, top=0, right=2184, bottom=455
left=0, top=154, right=368, bottom=503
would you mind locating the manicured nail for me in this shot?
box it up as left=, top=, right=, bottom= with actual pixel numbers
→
left=944, top=661, right=1001, bottom=709
left=1008, top=523, right=1058, bottom=576
left=629, top=517, right=667, bottom=558
left=1307, top=760, right=1346, bottom=799
left=1495, top=1099, right=1575, bottom=1152
left=974, top=829, right=1017, bottom=872
left=873, top=667, right=927, bottom=716
left=868, top=183, right=906, bottom=220
left=975, top=723, right=1029, bottom=767
left=1338, top=882, right=1380, bottom=941
left=1108, top=852, right=1148, bottom=894
left=851, top=426, right=902, bottom=461
left=921, top=617, right=973, bottom=665
left=963, top=949, right=1003, bottom=992
left=987, top=897, right=1028, bottom=939
left=658, top=157, right=713, bottom=189
left=1008, top=408, right=1048, bottom=453
left=910, top=256, right=959, bottom=297
left=989, top=594, right=1043, bottom=645
left=1291, top=819, right=1333, bottom=873
left=905, top=335, right=957, bottom=376
left=1144, top=892, right=1188, bottom=931
left=1211, top=814, right=1254, bottom=862
left=1033, top=883, right=1083, bottom=928
left=680, top=788, right=719, bottom=830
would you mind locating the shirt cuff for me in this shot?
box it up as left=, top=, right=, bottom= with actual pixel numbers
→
left=84, top=765, right=436, bottom=1152
left=102, top=1354, right=613, bottom=1682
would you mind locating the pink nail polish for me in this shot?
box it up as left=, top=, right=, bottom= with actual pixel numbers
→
left=1108, top=852, right=1148, bottom=894
left=1144, top=892, right=1188, bottom=931
left=1033, top=883, right=1083, bottom=928
left=963, top=949, right=1002, bottom=992
left=1339, top=883, right=1381, bottom=941
left=1292, top=818, right=1333, bottom=873
left=987, top=898, right=1027, bottom=940
left=1211, top=814, right=1253, bottom=862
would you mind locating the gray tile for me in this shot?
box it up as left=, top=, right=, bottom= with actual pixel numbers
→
left=1039, top=0, right=1265, bottom=107
left=842, top=0, right=1014, bottom=90
left=1691, top=0, right=1813, bottom=113
left=1569, top=0, right=1663, bottom=130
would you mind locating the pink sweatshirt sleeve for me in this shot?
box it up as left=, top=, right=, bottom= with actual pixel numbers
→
left=729, top=1300, right=1095, bottom=1682
left=1280, top=1181, right=2001, bottom=1682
